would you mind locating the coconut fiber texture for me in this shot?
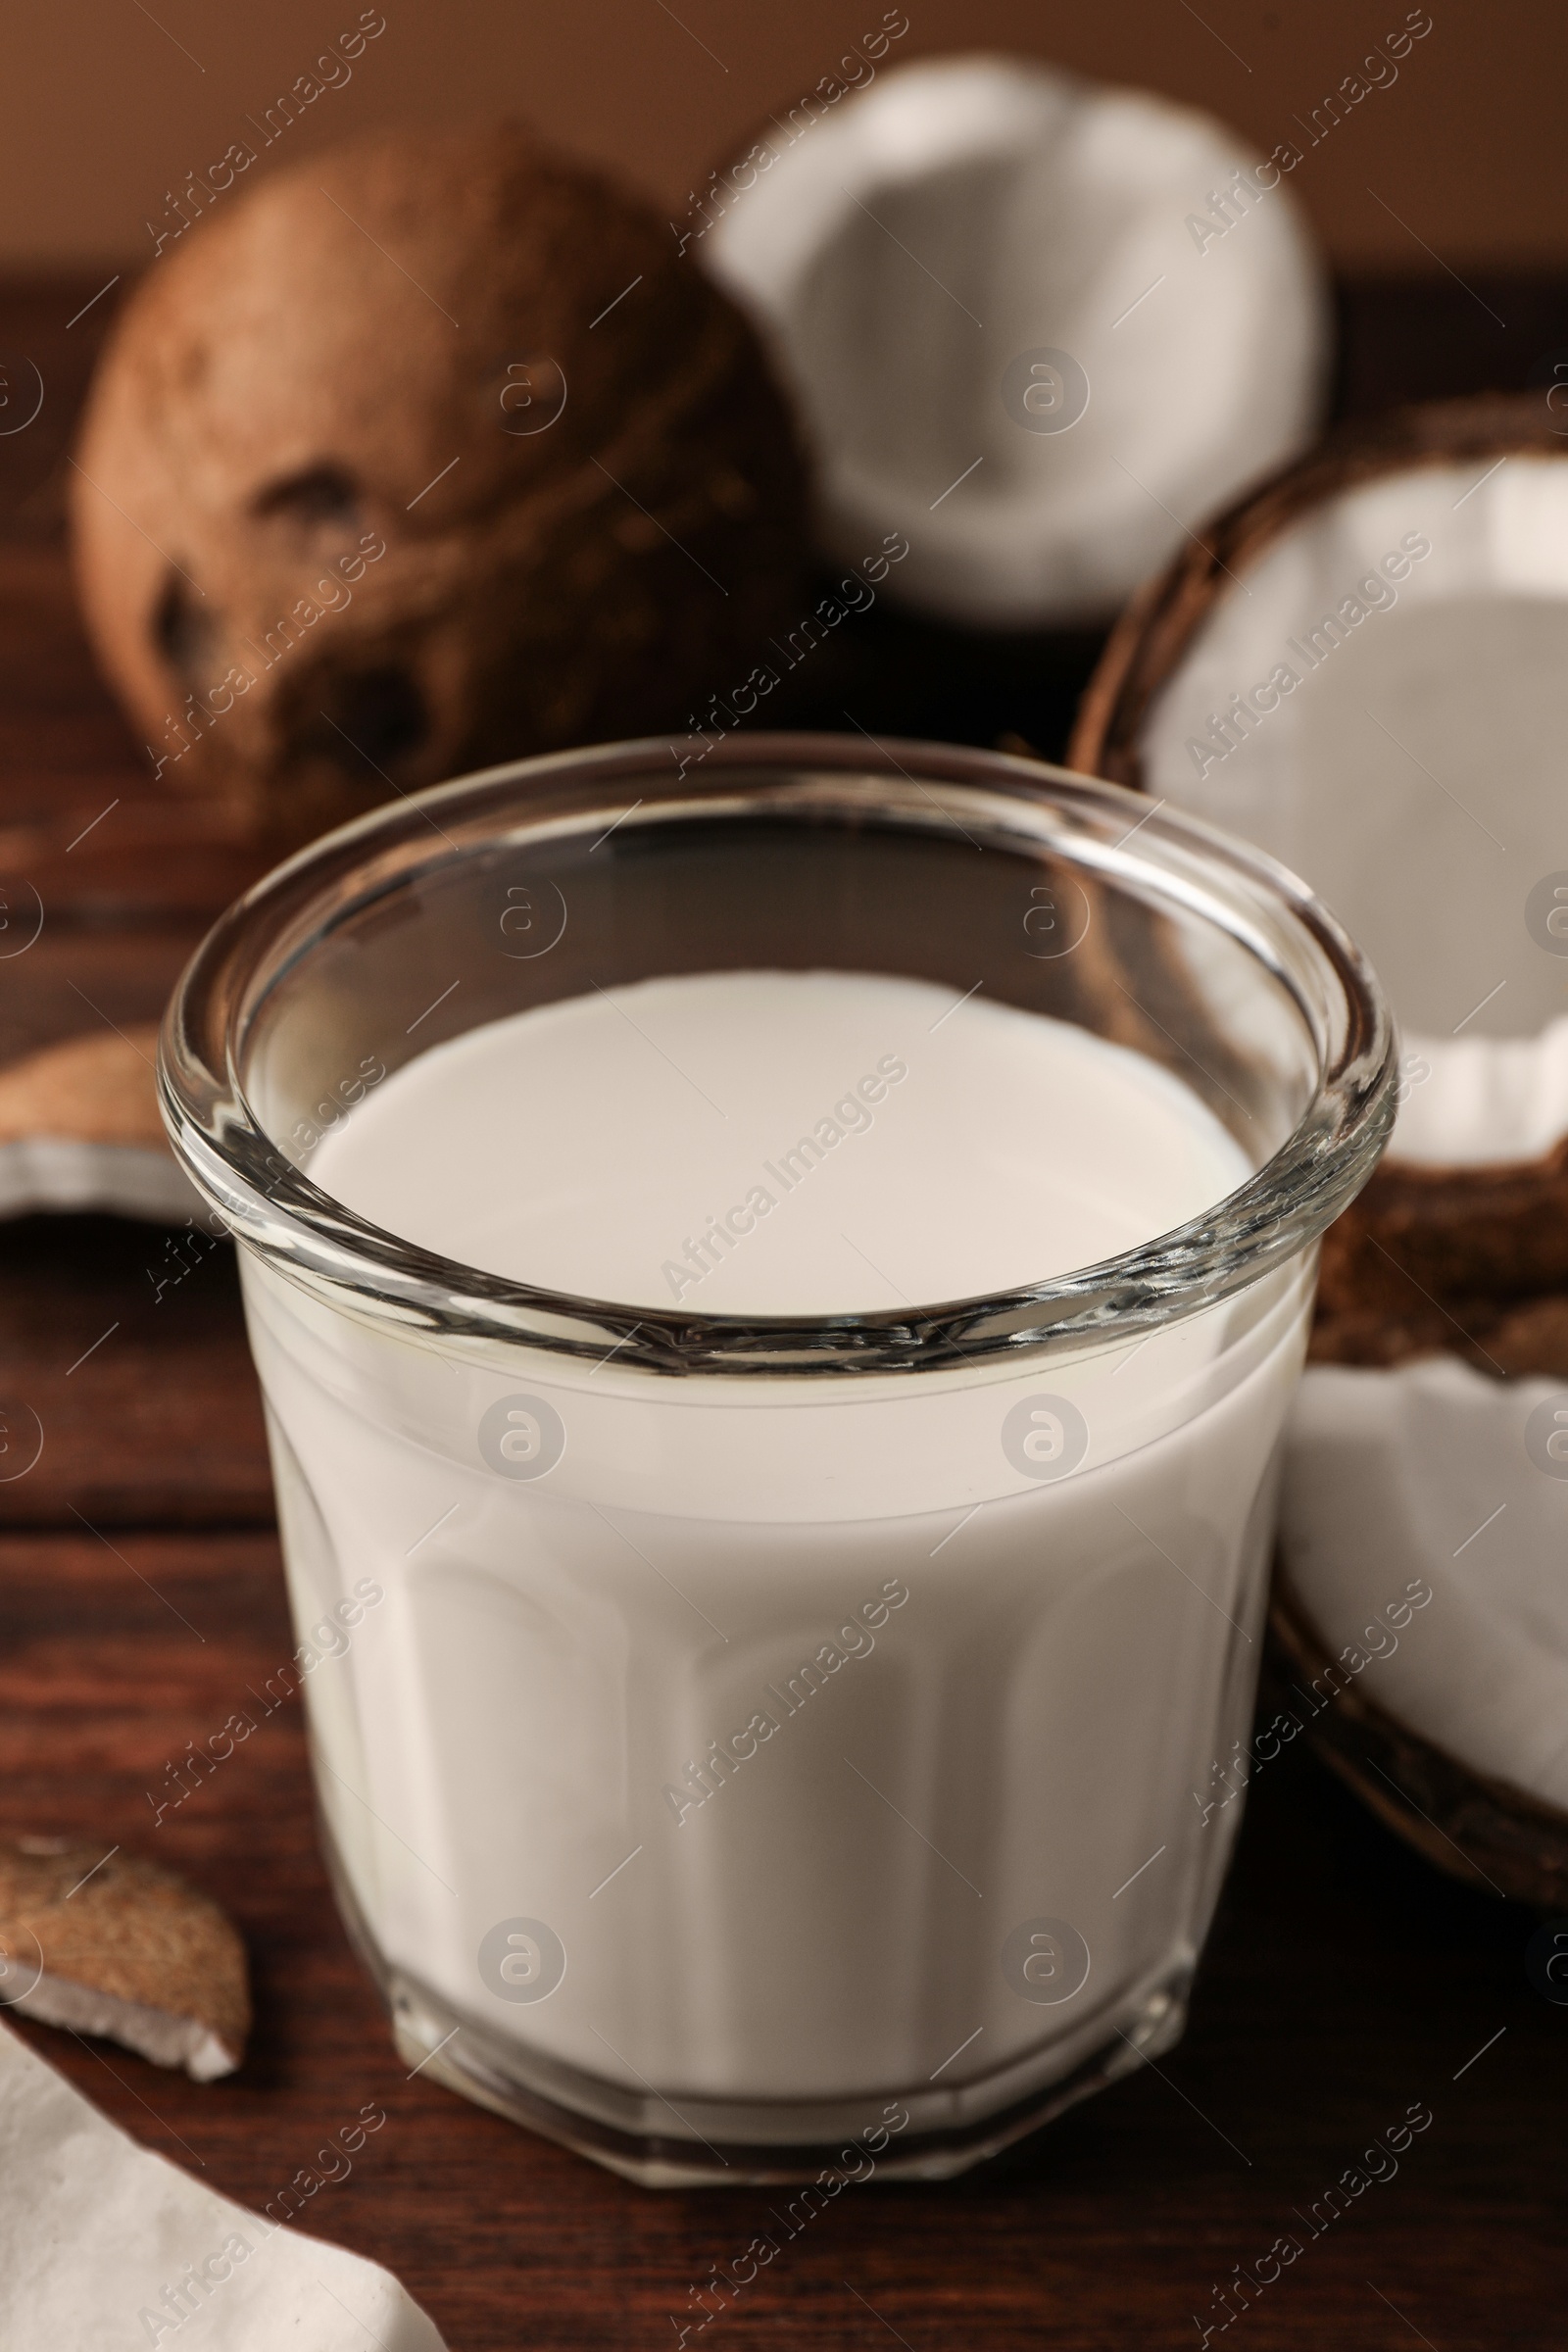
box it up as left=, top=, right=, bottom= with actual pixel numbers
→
left=72, top=122, right=812, bottom=849
left=0, top=1838, right=250, bottom=2080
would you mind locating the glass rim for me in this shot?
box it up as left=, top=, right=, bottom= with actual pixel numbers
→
left=159, top=731, right=1396, bottom=1380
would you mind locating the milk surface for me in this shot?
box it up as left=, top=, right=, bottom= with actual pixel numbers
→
left=255, top=968, right=1307, bottom=2152
left=312, top=969, right=1250, bottom=1310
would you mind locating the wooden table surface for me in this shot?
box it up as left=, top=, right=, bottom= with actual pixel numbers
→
left=3, top=271, right=1567, bottom=2350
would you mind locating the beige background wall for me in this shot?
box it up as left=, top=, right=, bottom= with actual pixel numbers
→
left=0, top=0, right=1558, bottom=274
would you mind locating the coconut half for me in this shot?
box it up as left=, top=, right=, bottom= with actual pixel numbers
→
left=0, top=1026, right=199, bottom=1221
left=1269, top=1557, right=1568, bottom=1910
left=702, top=53, right=1328, bottom=627
left=1071, top=396, right=1568, bottom=1896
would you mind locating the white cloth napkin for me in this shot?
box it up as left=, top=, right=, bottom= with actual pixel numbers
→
left=0, top=2018, right=447, bottom=2348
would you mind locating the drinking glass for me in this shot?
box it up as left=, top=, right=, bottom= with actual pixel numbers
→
left=161, top=734, right=1394, bottom=2184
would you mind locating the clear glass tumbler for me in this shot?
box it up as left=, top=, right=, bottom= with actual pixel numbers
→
left=161, top=734, right=1394, bottom=2184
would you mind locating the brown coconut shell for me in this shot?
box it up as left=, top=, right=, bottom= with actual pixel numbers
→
left=1074, top=400, right=1568, bottom=1893
left=0, top=1838, right=250, bottom=2077
left=71, top=122, right=813, bottom=852
left=1268, top=1570, right=1568, bottom=1910
left=1081, top=409, right=1568, bottom=1890
left=1069, top=396, right=1563, bottom=794
left=0, top=1027, right=163, bottom=1148
left=1068, top=395, right=1568, bottom=1348
left=1306, top=1278, right=1568, bottom=1381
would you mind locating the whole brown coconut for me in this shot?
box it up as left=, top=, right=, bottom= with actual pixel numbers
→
left=72, top=122, right=811, bottom=848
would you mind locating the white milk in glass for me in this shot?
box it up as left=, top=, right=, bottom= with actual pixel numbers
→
left=247, top=968, right=1308, bottom=2139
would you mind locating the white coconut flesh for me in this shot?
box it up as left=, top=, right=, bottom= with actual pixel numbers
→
left=1284, top=1359, right=1568, bottom=1810
left=0, top=1137, right=199, bottom=1222
left=0, top=1028, right=202, bottom=1221
left=704, top=55, right=1327, bottom=627
left=8, top=1969, right=237, bottom=2081
left=1143, top=457, right=1568, bottom=1150
left=0, top=2019, right=447, bottom=2347
left=1141, top=453, right=1568, bottom=1808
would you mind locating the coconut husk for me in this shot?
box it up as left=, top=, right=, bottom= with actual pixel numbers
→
left=1307, top=1280, right=1568, bottom=1378
left=0, top=1838, right=249, bottom=2079
left=1314, top=1146, right=1568, bottom=1336
left=1268, top=1570, right=1568, bottom=1910
left=71, top=121, right=812, bottom=852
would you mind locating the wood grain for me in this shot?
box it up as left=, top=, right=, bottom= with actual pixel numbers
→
left=0, top=1212, right=270, bottom=1528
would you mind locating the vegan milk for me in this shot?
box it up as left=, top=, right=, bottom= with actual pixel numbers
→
left=248, top=970, right=1306, bottom=2132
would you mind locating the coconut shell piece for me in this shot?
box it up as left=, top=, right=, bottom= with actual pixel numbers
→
left=0, top=1026, right=163, bottom=1148
left=1314, top=1146, right=1568, bottom=1343
left=0, top=1837, right=250, bottom=2079
left=1268, top=1571, right=1568, bottom=1911
left=72, top=121, right=811, bottom=852
left=0, top=1026, right=197, bottom=1220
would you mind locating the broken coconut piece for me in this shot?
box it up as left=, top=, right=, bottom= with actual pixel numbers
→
left=0, top=2019, right=447, bottom=2349
left=1281, top=1359, right=1568, bottom=1813
left=0, top=1025, right=199, bottom=1221
left=1269, top=1562, right=1568, bottom=1911
left=72, top=121, right=810, bottom=852
left=0, top=1838, right=249, bottom=2081
left=1071, top=395, right=1568, bottom=1869
left=703, top=53, right=1327, bottom=627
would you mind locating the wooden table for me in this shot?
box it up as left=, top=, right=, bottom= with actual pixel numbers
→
left=2, top=271, right=1566, bottom=2350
